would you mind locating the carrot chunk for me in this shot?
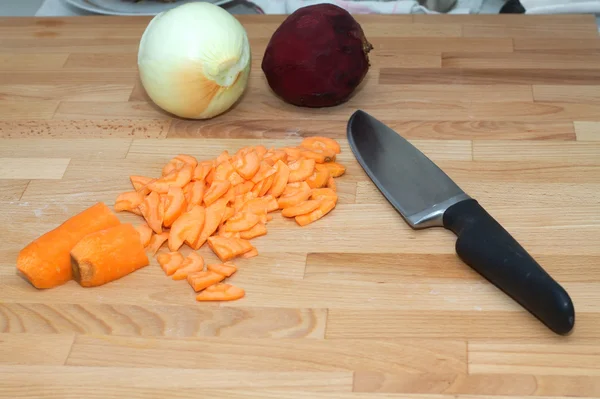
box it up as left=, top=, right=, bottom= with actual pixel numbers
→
left=301, top=137, right=341, bottom=154
left=278, top=182, right=312, bottom=209
left=263, top=149, right=287, bottom=165
left=193, top=161, right=214, bottom=181
left=255, top=145, right=268, bottom=158
left=207, top=236, right=254, bottom=262
left=136, top=224, right=153, bottom=248
left=281, top=199, right=322, bottom=218
left=204, top=180, right=231, bottom=206
left=306, top=163, right=331, bottom=189
left=183, top=181, right=204, bottom=211
left=207, top=262, right=237, bottom=277
left=257, top=173, right=275, bottom=197
left=225, top=212, right=261, bottom=232
left=239, top=222, right=267, bottom=240
left=163, top=154, right=198, bottom=176
left=288, top=158, right=316, bottom=183
left=172, top=252, right=204, bottom=280
left=130, top=175, right=154, bottom=192
left=214, top=160, right=235, bottom=181
left=311, top=188, right=338, bottom=202
left=295, top=199, right=337, bottom=227
left=70, top=223, right=149, bottom=287
left=216, top=150, right=231, bottom=165
left=241, top=248, right=259, bottom=259
left=282, top=147, right=302, bottom=162
left=168, top=205, right=205, bottom=252
left=233, top=149, right=260, bottom=180
left=326, top=176, right=337, bottom=191
left=320, top=162, right=346, bottom=178
left=222, top=206, right=235, bottom=223
left=139, top=191, right=164, bottom=234
left=267, top=160, right=290, bottom=198
left=191, top=198, right=228, bottom=250
left=187, top=271, right=226, bottom=292
left=146, top=231, right=169, bottom=255
left=163, top=186, right=187, bottom=228
left=230, top=180, right=254, bottom=197
left=196, top=283, right=245, bottom=301
left=149, top=164, right=194, bottom=193
left=114, top=191, right=144, bottom=215
left=251, top=160, right=277, bottom=184
left=228, top=171, right=245, bottom=186
left=157, top=251, right=185, bottom=276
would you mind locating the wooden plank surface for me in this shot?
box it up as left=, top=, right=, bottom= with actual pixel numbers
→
left=0, top=13, right=599, bottom=399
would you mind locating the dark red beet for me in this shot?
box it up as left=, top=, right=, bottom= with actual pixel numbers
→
left=261, top=3, right=373, bottom=108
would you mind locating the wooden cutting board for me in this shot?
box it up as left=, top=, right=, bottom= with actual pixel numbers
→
left=1, top=13, right=599, bottom=398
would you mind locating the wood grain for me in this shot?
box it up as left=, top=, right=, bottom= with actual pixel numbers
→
left=0, top=83, right=134, bottom=102
left=574, top=121, right=600, bottom=141
left=0, top=119, right=170, bottom=138
left=0, top=334, right=74, bottom=365
left=0, top=157, right=69, bottom=179
left=0, top=139, right=131, bottom=159
left=0, top=180, right=29, bottom=200
left=533, top=85, right=600, bottom=103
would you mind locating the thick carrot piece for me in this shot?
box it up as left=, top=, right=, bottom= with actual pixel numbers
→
left=191, top=198, right=228, bottom=250
left=146, top=231, right=169, bottom=255
left=203, top=180, right=231, bottom=206
left=251, top=161, right=277, bottom=184
left=306, top=164, right=331, bottom=189
left=157, top=251, right=185, bottom=276
left=321, top=162, right=346, bottom=178
left=168, top=205, right=205, bottom=252
left=163, top=154, right=198, bottom=176
left=224, top=212, right=260, bottom=232
left=130, top=175, right=154, bottom=192
left=139, top=191, right=164, bottom=234
left=241, top=248, right=259, bottom=259
left=268, top=160, right=290, bottom=198
left=172, top=252, right=204, bottom=280
left=239, top=223, right=267, bottom=240
left=148, top=164, right=194, bottom=194
left=281, top=199, right=322, bottom=218
left=193, top=161, right=214, bottom=181
left=233, top=150, right=260, bottom=180
left=301, top=137, right=341, bottom=154
left=136, top=224, right=153, bottom=248
left=196, top=283, right=245, bottom=301
left=207, top=262, right=237, bottom=277
left=16, top=202, right=121, bottom=289
left=326, top=176, right=337, bottom=191
left=183, top=181, right=204, bottom=212
left=187, top=271, right=225, bottom=292
left=295, top=199, right=337, bottom=227
left=207, top=236, right=254, bottom=262
left=114, top=191, right=144, bottom=215
left=216, top=150, right=231, bottom=165
left=288, top=158, right=316, bottom=183
left=163, top=186, right=187, bottom=228
left=70, top=223, right=149, bottom=287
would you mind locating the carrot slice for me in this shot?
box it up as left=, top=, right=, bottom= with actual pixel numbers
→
left=301, top=137, right=341, bottom=154
left=172, top=252, right=204, bottom=280
left=241, top=248, right=259, bottom=259
left=230, top=180, right=254, bottom=197
left=281, top=199, right=322, bottom=218
left=224, top=212, right=261, bottom=232
left=163, top=154, right=198, bottom=176
left=187, top=271, right=226, bottom=292
left=282, top=147, right=302, bottom=162
left=251, top=161, right=277, bottom=184
left=311, top=188, right=338, bottom=202
left=233, top=149, right=260, bottom=180
left=214, top=160, right=235, bottom=181
left=228, top=171, right=245, bottom=186
left=157, top=251, right=185, bottom=276
left=267, top=160, right=290, bottom=198
left=327, top=176, right=337, bottom=191
left=163, top=186, right=187, bottom=228
left=196, top=283, right=245, bottom=301
left=136, top=224, right=153, bottom=248
left=207, top=262, right=237, bottom=277
left=216, top=150, right=231, bottom=165
left=288, top=158, right=316, bottom=183
left=258, top=173, right=275, bottom=197
left=300, top=147, right=336, bottom=163
left=146, top=231, right=169, bottom=255
left=239, top=222, right=267, bottom=240
left=218, top=230, right=241, bottom=238
left=130, top=175, right=154, bottom=192
left=193, top=161, right=214, bottom=181
left=191, top=198, right=228, bottom=250
left=278, top=182, right=312, bottom=209
left=204, top=180, right=231, bottom=206
left=149, top=164, right=194, bottom=193
left=183, top=181, right=204, bottom=212
left=222, top=206, right=235, bottom=223
left=254, top=145, right=268, bottom=158
left=168, top=205, right=205, bottom=252
left=234, top=192, right=256, bottom=213
left=295, top=199, right=337, bottom=227
left=207, top=236, right=254, bottom=262
left=70, top=223, right=149, bottom=287
left=205, top=166, right=216, bottom=186
left=139, top=191, right=164, bottom=234
left=114, top=191, right=144, bottom=215
left=306, top=163, right=331, bottom=189
left=320, top=162, right=346, bottom=178
left=263, top=149, right=287, bottom=165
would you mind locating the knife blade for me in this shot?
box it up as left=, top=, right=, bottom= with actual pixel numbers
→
left=347, top=109, right=575, bottom=335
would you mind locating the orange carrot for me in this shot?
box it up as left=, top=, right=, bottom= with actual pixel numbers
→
left=16, top=202, right=121, bottom=289
left=130, top=175, right=154, bottom=192
left=157, top=251, right=185, bottom=276
left=311, top=188, right=338, bottom=202
left=228, top=171, right=246, bottom=186
left=295, top=199, right=337, bottom=226
left=281, top=199, right=322, bottom=218
left=239, top=222, right=267, bottom=239
left=193, top=161, right=214, bottom=181
left=263, top=148, right=287, bottom=164
left=241, top=248, right=259, bottom=259
left=278, top=182, right=312, bottom=209
left=163, top=154, right=198, bottom=176
left=300, top=147, right=336, bottom=163
left=268, top=160, right=290, bottom=198
left=136, top=224, right=153, bottom=248
left=168, top=205, right=205, bottom=252
left=222, top=206, right=235, bottom=223
left=183, top=181, right=204, bottom=211
left=288, top=158, right=316, bottom=183
left=251, top=161, right=277, bottom=184
left=283, top=147, right=302, bottom=162
left=233, top=149, right=260, bottom=180
left=301, top=136, right=341, bottom=154
left=230, top=180, right=254, bottom=197
left=203, top=180, right=231, bottom=206
left=224, top=212, right=261, bottom=232
left=215, top=160, right=235, bottom=181
left=207, top=236, right=254, bottom=262
left=255, top=145, right=268, bottom=158
left=172, top=252, right=204, bottom=280
left=187, top=271, right=225, bottom=292
left=191, top=198, right=228, bottom=250
left=207, top=262, right=237, bottom=277
left=146, top=231, right=169, bottom=255
left=320, top=162, right=346, bottom=178
left=257, top=173, right=275, bottom=197
left=205, top=166, right=216, bottom=186
left=196, top=283, right=245, bottom=301
left=70, top=223, right=149, bottom=287
left=241, top=197, right=269, bottom=215
left=326, top=176, right=337, bottom=191
left=139, top=191, right=164, bottom=234
left=216, top=150, right=230, bottom=165
left=114, top=191, right=144, bottom=215
left=306, top=163, right=331, bottom=189
left=163, top=186, right=187, bottom=227
left=148, top=163, right=194, bottom=193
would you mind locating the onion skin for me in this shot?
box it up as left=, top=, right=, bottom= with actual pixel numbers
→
left=261, top=3, right=373, bottom=108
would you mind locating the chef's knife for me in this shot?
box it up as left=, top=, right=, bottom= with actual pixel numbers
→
left=347, top=109, right=575, bottom=335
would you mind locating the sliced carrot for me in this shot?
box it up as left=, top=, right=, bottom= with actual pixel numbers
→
left=146, top=231, right=169, bottom=255
left=265, top=196, right=279, bottom=212
left=163, top=186, right=187, bottom=228
left=196, top=283, right=245, bottom=301
left=240, top=197, right=269, bottom=215
left=300, top=147, right=336, bottom=163
left=187, top=271, right=225, bottom=292
left=70, top=223, right=149, bottom=287
left=130, top=175, right=154, bottom=193
left=204, top=180, right=231, bottom=206
left=239, top=222, right=267, bottom=240
left=233, top=149, right=260, bottom=180
left=172, top=252, right=204, bottom=280
left=281, top=199, right=322, bottom=218
left=278, top=182, right=312, bottom=209
left=295, top=199, right=337, bottom=227
left=267, top=160, right=290, bottom=198
left=139, top=191, right=163, bottom=234
left=214, top=160, right=235, bottom=181
left=216, top=150, right=231, bottom=165
left=311, top=188, right=338, bottom=202
left=218, top=230, right=241, bottom=239
left=288, top=158, right=316, bottom=183
left=263, top=149, right=287, bottom=165
left=205, top=166, right=216, bottom=186
left=193, top=160, right=214, bottom=181
left=207, top=262, right=237, bottom=277
left=258, top=173, right=275, bottom=197
left=168, top=205, right=205, bottom=252
left=183, top=181, right=204, bottom=212
left=320, top=162, right=346, bottom=178
left=148, top=163, right=194, bottom=193
left=191, top=198, right=228, bottom=250
left=306, top=163, right=331, bottom=189
left=282, top=147, right=302, bottom=162
left=251, top=161, right=277, bottom=184
left=230, top=180, right=254, bottom=197
left=327, top=176, right=337, bottom=191
left=163, top=154, right=198, bottom=177
left=136, top=224, right=153, bottom=248
left=157, top=251, right=185, bottom=276
left=234, top=191, right=256, bottom=213
left=222, top=206, right=235, bottom=223
left=207, top=236, right=254, bottom=262
left=224, top=212, right=260, bottom=232
left=228, top=171, right=245, bottom=186
left=301, top=136, right=341, bottom=154
left=254, top=145, right=268, bottom=158
left=114, top=191, right=144, bottom=215
left=241, top=248, right=259, bottom=259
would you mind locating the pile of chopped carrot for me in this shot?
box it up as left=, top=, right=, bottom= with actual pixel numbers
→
left=114, top=137, right=346, bottom=302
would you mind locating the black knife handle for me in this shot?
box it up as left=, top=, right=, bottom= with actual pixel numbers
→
left=443, top=199, right=575, bottom=335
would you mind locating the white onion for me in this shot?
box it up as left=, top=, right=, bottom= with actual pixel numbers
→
left=137, top=2, right=251, bottom=119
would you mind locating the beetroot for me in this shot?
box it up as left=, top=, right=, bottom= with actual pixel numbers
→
left=261, top=3, right=373, bottom=108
